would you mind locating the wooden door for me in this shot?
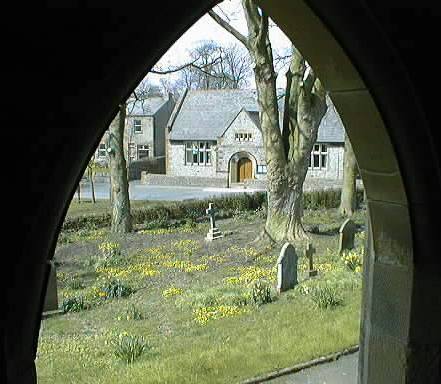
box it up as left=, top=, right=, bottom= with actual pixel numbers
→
left=237, top=158, right=252, bottom=182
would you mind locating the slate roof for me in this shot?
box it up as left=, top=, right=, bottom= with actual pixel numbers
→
left=168, top=89, right=345, bottom=143
left=128, top=97, right=169, bottom=116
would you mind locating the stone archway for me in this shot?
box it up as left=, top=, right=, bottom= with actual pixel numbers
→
left=9, top=2, right=441, bottom=384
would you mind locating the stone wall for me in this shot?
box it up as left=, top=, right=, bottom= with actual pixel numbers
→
left=141, top=173, right=227, bottom=187
left=129, top=156, right=165, bottom=180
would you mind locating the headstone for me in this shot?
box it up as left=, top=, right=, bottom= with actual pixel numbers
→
left=305, top=242, right=318, bottom=277
left=276, top=242, right=298, bottom=293
left=338, top=218, right=357, bottom=254
left=205, top=202, right=223, bottom=241
left=43, top=261, right=58, bottom=312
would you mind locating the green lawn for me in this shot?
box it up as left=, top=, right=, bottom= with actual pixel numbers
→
left=37, top=208, right=365, bottom=384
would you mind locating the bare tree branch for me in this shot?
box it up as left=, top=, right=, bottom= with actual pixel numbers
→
left=208, top=10, right=249, bottom=48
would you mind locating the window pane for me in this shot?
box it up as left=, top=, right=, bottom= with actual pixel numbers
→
left=206, top=151, right=211, bottom=164
left=313, top=154, right=320, bottom=167
left=308, top=155, right=312, bottom=168
left=206, top=142, right=211, bottom=149
left=186, top=150, right=193, bottom=164
left=321, top=154, right=327, bottom=168
left=186, top=142, right=191, bottom=149
left=199, top=151, right=204, bottom=164
left=314, top=144, right=320, bottom=152
left=321, top=144, right=327, bottom=153
left=193, top=153, right=198, bottom=164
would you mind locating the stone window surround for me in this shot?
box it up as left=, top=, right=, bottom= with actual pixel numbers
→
left=184, top=141, right=212, bottom=166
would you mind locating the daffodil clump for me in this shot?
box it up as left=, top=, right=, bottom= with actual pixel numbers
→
left=201, top=254, right=226, bottom=264
left=98, top=241, right=121, bottom=258
left=97, top=262, right=160, bottom=281
left=341, top=250, right=363, bottom=272
left=139, top=227, right=175, bottom=235
left=224, top=265, right=276, bottom=286
left=172, top=239, right=200, bottom=256
left=161, top=260, right=208, bottom=272
left=193, top=305, right=247, bottom=325
left=162, top=287, right=184, bottom=298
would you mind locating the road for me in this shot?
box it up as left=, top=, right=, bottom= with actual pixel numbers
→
left=78, top=180, right=265, bottom=201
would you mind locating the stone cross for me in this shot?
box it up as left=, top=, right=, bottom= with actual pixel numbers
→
left=305, top=242, right=318, bottom=277
left=206, top=202, right=217, bottom=229
left=43, top=261, right=59, bottom=312
left=338, top=218, right=357, bottom=255
left=276, top=242, right=298, bottom=293
left=205, top=202, right=223, bottom=241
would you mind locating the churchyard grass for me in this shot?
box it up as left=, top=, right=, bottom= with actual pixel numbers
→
left=37, top=207, right=365, bottom=384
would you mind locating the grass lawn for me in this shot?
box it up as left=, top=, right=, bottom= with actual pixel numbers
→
left=37, top=208, right=365, bottom=384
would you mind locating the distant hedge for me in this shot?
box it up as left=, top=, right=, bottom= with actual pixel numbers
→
left=62, top=192, right=266, bottom=232
left=61, top=188, right=364, bottom=232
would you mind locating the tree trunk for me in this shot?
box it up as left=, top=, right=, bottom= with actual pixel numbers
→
left=108, top=103, right=132, bottom=233
left=339, top=134, right=357, bottom=216
left=90, top=168, right=96, bottom=204
left=210, top=1, right=326, bottom=242
left=76, top=183, right=81, bottom=203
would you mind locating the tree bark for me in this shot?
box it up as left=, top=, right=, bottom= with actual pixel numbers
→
left=339, top=134, right=357, bottom=216
left=108, top=103, right=132, bottom=233
left=87, top=164, right=96, bottom=203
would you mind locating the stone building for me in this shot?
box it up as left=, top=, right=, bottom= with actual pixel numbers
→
left=95, top=94, right=175, bottom=168
left=161, top=89, right=345, bottom=188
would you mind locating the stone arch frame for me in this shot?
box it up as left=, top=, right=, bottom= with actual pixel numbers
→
left=9, top=2, right=441, bottom=383
left=228, top=151, right=257, bottom=187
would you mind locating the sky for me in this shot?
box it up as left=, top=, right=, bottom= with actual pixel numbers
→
left=146, top=0, right=292, bottom=90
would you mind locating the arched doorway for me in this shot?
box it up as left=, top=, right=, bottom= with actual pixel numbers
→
left=228, top=151, right=257, bottom=187
left=237, top=157, right=252, bottom=182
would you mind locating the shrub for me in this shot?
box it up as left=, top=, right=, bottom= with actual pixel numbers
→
left=113, top=334, right=149, bottom=364
left=302, top=188, right=364, bottom=210
left=62, top=295, right=88, bottom=313
left=249, top=279, right=274, bottom=307
left=309, top=285, right=343, bottom=309
left=101, top=279, right=134, bottom=299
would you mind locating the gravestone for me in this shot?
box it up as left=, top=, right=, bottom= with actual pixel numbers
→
left=276, top=242, right=298, bottom=293
left=338, top=218, right=357, bottom=255
left=205, top=202, right=223, bottom=241
left=43, top=261, right=58, bottom=312
left=305, top=242, right=318, bottom=277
